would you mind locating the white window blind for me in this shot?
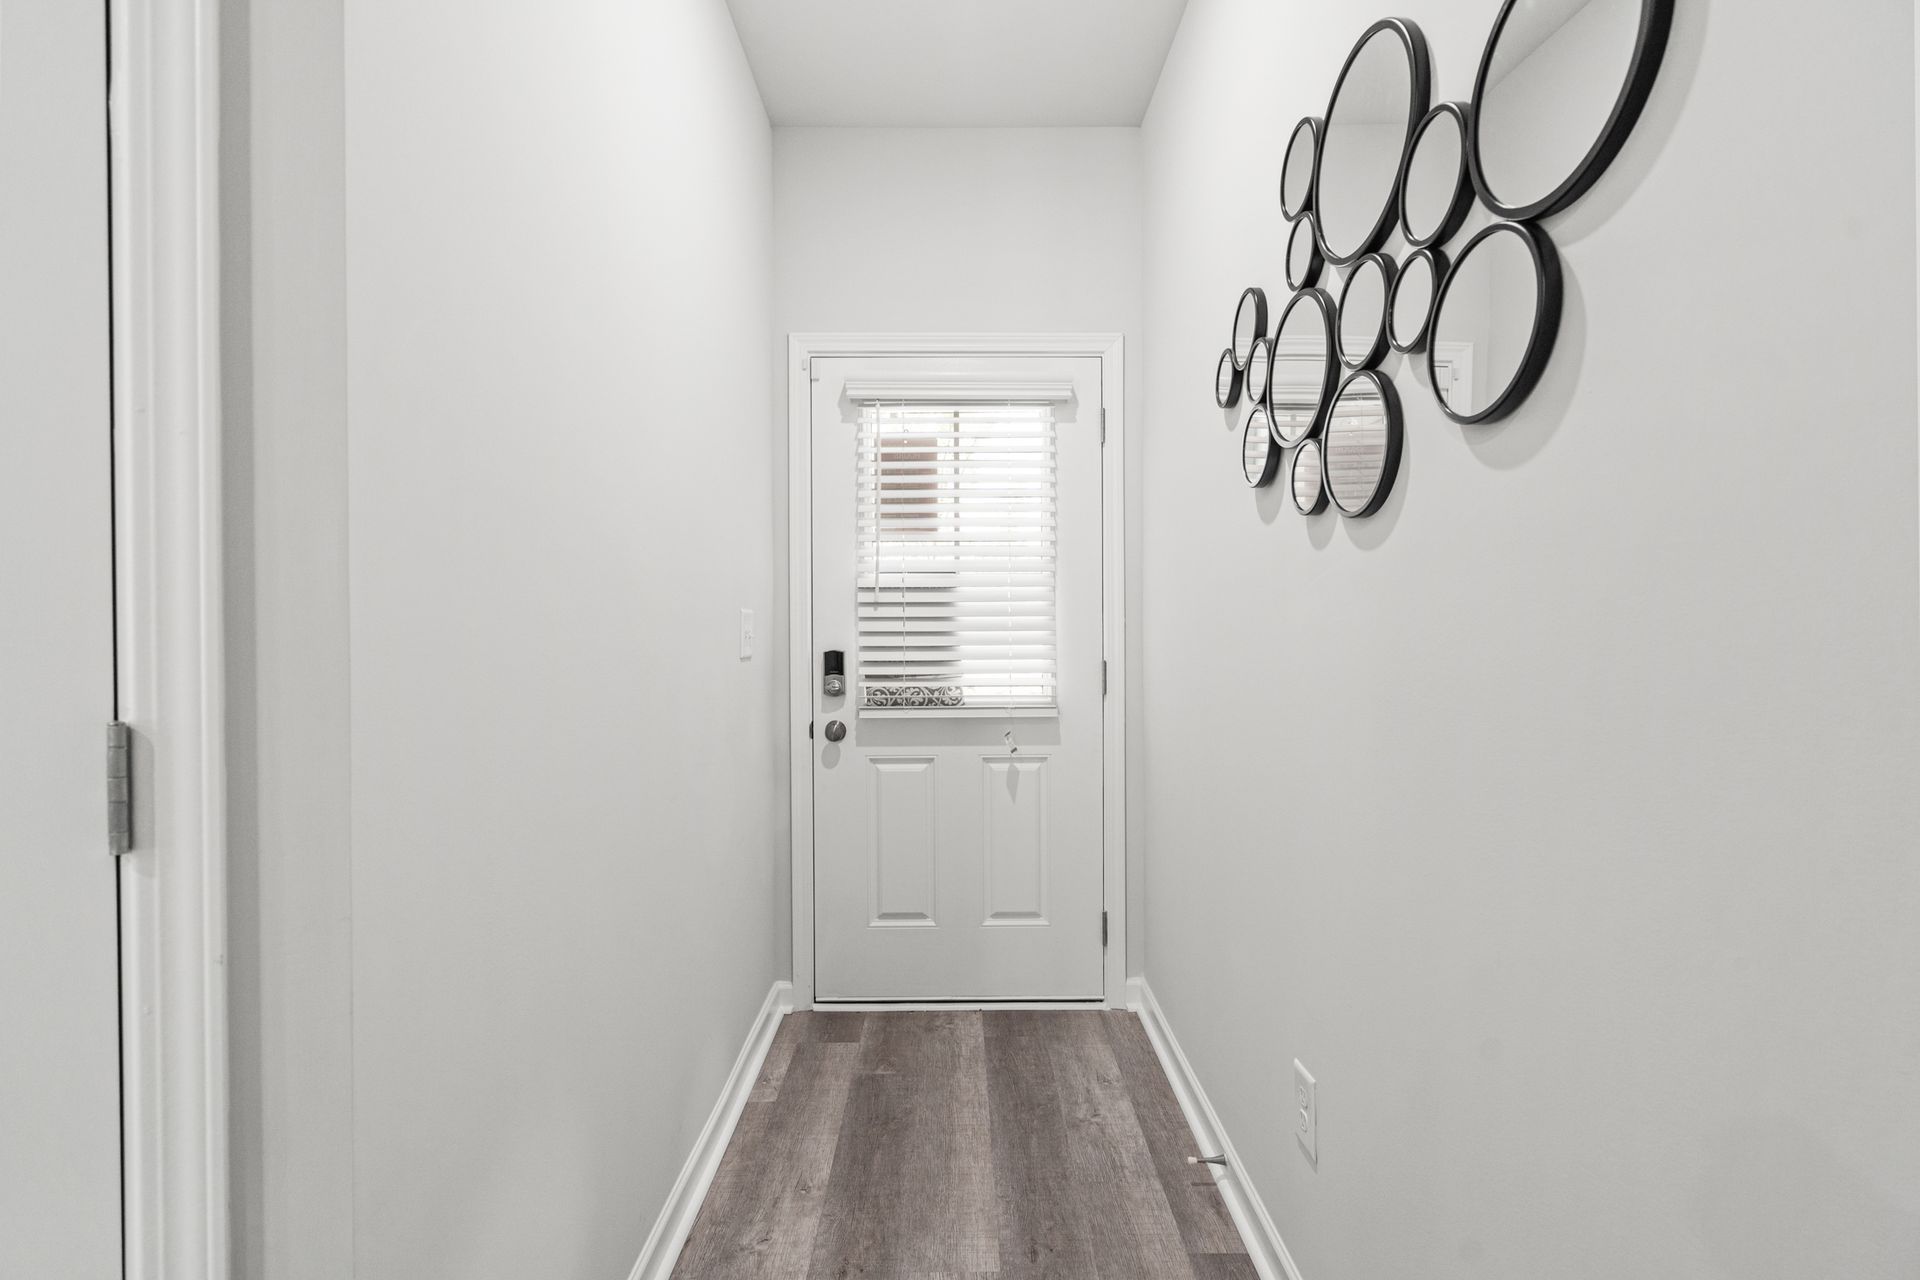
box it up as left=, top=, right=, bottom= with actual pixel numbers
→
left=856, top=401, right=1058, bottom=714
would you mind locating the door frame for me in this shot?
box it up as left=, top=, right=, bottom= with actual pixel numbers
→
left=110, top=0, right=231, bottom=1276
left=786, top=333, right=1128, bottom=1010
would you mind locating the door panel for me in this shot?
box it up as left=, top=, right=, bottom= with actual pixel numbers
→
left=983, top=756, right=1048, bottom=924
left=0, top=0, right=122, bottom=1274
left=870, top=757, right=937, bottom=925
left=811, top=355, right=1104, bottom=1001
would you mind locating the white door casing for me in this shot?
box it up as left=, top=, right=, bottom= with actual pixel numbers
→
left=808, top=354, right=1107, bottom=1001
left=0, top=1, right=122, bottom=1273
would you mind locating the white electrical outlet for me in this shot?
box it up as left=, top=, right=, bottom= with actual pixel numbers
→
left=1294, top=1060, right=1317, bottom=1167
left=738, top=609, right=755, bottom=660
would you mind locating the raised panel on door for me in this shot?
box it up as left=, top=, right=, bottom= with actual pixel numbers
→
left=810, top=354, right=1105, bottom=1001
left=0, top=0, right=123, bottom=1273
left=869, top=757, right=937, bottom=926
left=983, top=756, right=1049, bottom=926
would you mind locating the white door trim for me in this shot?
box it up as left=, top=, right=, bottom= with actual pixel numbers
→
left=787, top=333, right=1127, bottom=1010
left=110, top=1, right=231, bottom=1276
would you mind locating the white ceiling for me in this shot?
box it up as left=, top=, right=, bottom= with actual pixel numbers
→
left=724, top=0, right=1192, bottom=127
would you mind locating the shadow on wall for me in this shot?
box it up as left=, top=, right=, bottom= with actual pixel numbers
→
left=1553, top=0, right=1711, bottom=248
left=1456, top=266, right=1587, bottom=472
left=1450, top=0, right=1707, bottom=473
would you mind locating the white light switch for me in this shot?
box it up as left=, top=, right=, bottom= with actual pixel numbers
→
left=1294, top=1060, right=1317, bottom=1167
left=738, top=609, right=754, bottom=660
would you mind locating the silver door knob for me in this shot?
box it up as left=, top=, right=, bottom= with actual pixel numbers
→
left=823, top=720, right=847, bottom=743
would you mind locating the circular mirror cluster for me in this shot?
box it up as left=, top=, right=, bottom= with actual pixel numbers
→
left=1215, top=0, right=1671, bottom=510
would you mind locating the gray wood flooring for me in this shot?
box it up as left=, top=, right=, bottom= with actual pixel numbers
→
left=670, top=1010, right=1254, bottom=1280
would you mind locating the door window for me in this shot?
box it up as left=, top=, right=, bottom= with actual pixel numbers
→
left=855, top=402, right=1058, bottom=715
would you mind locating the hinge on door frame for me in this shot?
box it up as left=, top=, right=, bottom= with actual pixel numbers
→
left=1102, top=910, right=1109, bottom=948
left=107, top=722, right=132, bottom=856
left=1102, top=660, right=1108, bottom=695
left=1099, top=407, right=1107, bottom=445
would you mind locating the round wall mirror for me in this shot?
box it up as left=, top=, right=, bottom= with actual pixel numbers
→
left=1399, top=102, right=1472, bottom=248
left=1243, top=408, right=1280, bottom=487
left=1246, top=336, right=1272, bottom=404
left=1387, top=247, right=1446, bottom=353
left=1336, top=253, right=1396, bottom=371
left=1265, top=288, right=1339, bottom=446
left=1280, top=117, right=1321, bottom=221
left=1232, top=287, right=1268, bottom=369
left=1290, top=438, right=1329, bottom=515
left=1313, top=19, right=1431, bottom=266
left=1215, top=349, right=1243, bottom=409
left=1469, top=0, right=1672, bottom=220
left=1427, top=221, right=1562, bottom=424
left=1286, top=215, right=1324, bottom=290
left=1323, top=370, right=1402, bottom=518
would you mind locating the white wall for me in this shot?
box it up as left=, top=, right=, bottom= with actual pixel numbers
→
left=772, top=126, right=1149, bottom=973
left=221, top=0, right=356, bottom=1273
left=303, top=2, right=780, bottom=1278
left=1141, top=2, right=1920, bottom=1277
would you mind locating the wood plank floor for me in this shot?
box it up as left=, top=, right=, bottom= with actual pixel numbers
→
left=670, top=1010, right=1253, bottom=1280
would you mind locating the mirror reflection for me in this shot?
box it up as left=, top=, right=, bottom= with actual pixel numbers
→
left=1474, top=0, right=1660, bottom=215
left=1337, top=255, right=1393, bottom=370
left=1246, top=337, right=1272, bottom=404
left=1243, top=408, right=1278, bottom=487
left=1291, top=438, right=1328, bottom=515
left=1428, top=222, right=1556, bottom=422
left=1388, top=250, right=1438, bottom=353
left=1401, top=104, right=1467, bottom=246
left=1267, top=290, right=1336, bottom=446
left=1317, top=21, right=1427, bottom=263
left=1281, top=117, right=1318, bottom=220
left=1215, top=349, right=1241, bottom=409
left=1324, top=372, right=1400, bottom=516
left=1232, top=288, right=1267, bottom=368
left=1287, top=216, right=1323, bottom=290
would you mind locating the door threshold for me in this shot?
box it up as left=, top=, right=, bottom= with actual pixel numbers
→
left=808, top=998, right=1108, bottom=1012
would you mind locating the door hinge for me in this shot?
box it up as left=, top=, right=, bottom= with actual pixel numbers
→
left=1101, top=910, right=1109, bottom=948
left=107, top=722, right=132, bottom=856
left=1102, top=660, right=1108, bottom=695
left=1099, top=407, right=1107, bottom=445
left=808, top=720, right=815, bottom=740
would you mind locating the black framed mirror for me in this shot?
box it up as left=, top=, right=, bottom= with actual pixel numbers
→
left=1336, top=253, right=1396, bottom=371
left=1323, top=370, right=1402, bottom=518
left=1427, top=221, right=1562, bottom=424
left=1313, top=19, right=1431, bottom=266
left=1232, top=287, right=1268, bottom=369
left=1246, top=336, right=1272, bottom=405
left=1398, top=102, right=1473, bottom=249
left=1243, top=407, right=1280, bottom=487
left=1468, top=0, right=1673, bottom=221
left=1215, top=349, right=1243, bottom=410
left=1290, top=437, right=1329, bottom=515
left=1387, top=246, right=1446, bottom=354
left=1280, top=116, right=1321, bottom=221
left=1286, top=215, right=1324, bottom=291
left=1265, top=288, right=1339, bottom=446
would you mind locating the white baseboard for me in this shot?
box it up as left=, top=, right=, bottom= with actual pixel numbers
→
left=1127, top=978, right=1306, bottom=1280
left=626, top=980, right=794, bottom=1280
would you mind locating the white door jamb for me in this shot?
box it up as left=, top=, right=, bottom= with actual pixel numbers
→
left=111, top=1, right=231, bottom=1276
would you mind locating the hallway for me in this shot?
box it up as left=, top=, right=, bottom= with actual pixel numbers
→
left=670, top=1011, right=1256, bottom=1279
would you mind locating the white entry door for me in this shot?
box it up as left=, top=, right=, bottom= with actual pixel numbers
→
left=811, top=355, right=1106, bottom=1001
left=0, top=1, right=122, bottom=1275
